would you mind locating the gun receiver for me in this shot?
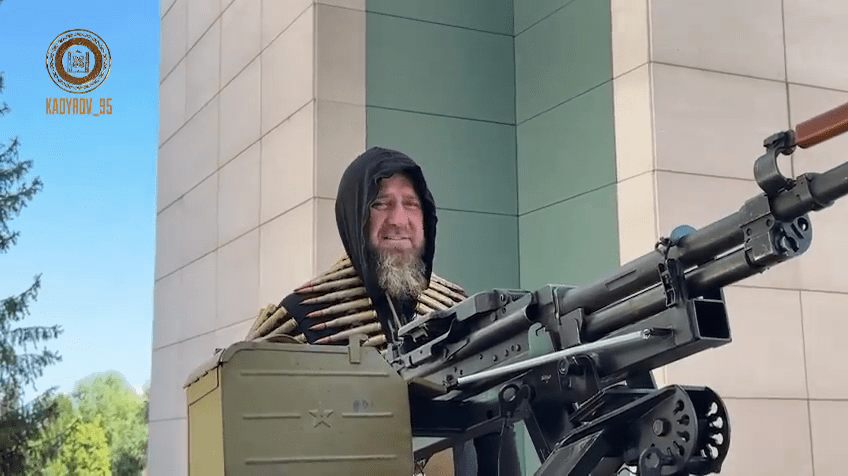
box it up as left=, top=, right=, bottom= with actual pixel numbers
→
left=389, top=101, right=848, bottom=475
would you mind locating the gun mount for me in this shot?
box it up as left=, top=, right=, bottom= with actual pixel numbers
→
left=387, top=101, right=848, bottom=475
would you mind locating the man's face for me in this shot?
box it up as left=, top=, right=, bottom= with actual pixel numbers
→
left=369, top=174, right=425, bottom=255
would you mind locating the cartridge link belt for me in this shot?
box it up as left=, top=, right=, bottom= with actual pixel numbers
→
left=245, top=255, right=468, bottom=351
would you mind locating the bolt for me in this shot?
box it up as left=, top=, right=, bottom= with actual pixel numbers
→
left=511, top=344, right=521, bottom=352
left=504, top=349, right=510, bottom=357
left=492, top=355, right=498, bottom=362
left=652, top=419, right=669, bottom=437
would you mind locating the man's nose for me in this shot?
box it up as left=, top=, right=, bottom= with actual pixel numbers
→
left=386, top=204, right=408, bottom=225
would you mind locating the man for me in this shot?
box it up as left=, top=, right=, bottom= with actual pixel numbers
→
left=245, top=146, right=466, bottom=347
left=245, top=146, right=516, bottom=475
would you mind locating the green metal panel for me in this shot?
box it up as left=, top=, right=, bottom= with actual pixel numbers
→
left=434, top=209, right=519, bottom=294
left=518, top=185, right=620, bottom=291
left=514, top=0, right=574, bottom=35
left=515, top=0, right=613, bottom=123
left=366, top=0, right=514, bottom=35
left=517, top=83, right=616, bottom=214
left=367, top=107, right=517, bottom=215
left=367, top=13, right=515, bottom=124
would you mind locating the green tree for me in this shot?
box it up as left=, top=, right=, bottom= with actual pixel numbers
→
left=58, top=417, right=111, bottom=476
left=74, top=372, right=148, bottom=475
left=27, top=394, right=77, bottom=476
left=0, top=25, right=63, bottom=475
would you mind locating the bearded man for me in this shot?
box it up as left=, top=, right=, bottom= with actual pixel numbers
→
left=245, top=146, right=518, bottom=475
left=245, top=146, right=467, bottom=347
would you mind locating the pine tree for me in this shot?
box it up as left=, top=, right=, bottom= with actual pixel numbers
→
left=0, top=65, right=63, bottom=474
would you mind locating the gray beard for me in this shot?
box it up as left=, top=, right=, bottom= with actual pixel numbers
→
left=375, top=248, right=427, bottom=300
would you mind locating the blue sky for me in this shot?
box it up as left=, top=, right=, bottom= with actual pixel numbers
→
left=0, top=0, right=159, bottom=396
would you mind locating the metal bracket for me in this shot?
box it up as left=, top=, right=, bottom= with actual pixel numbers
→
left=657, top=258, right=686, bottom=308
left=754, top=130, right=797, bottom=196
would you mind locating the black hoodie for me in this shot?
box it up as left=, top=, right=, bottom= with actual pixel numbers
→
left=283, top=147, right=438, bottom=343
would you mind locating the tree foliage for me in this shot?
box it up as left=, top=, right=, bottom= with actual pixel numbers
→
left=58, top=417, right=111, bottom=476
left=74, top=372, right=148, bottom=474
left=29, top=372, right=148, bottom=475
left=0, top=54, right=63, bottom=475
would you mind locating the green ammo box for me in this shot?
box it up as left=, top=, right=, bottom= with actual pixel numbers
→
left=184, top=339, right=413, bottom=475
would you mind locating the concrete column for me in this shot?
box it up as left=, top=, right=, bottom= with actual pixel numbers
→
left=151, top=0, right=365, bottom=473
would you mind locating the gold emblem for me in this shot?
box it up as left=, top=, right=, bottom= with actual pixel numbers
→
left=46, top=29, right=111, bottom=94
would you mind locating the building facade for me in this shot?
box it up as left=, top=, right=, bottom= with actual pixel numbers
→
left=152, top=0, right=848, bottom=474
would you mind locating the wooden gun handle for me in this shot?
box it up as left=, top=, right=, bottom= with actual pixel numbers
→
left=795, top=101, right=848, bottom=149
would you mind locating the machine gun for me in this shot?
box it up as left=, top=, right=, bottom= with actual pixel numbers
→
left=387, top=102, right=848, bottom=476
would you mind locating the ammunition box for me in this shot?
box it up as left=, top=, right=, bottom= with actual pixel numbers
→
left=185, top=340, right=413, bottom=475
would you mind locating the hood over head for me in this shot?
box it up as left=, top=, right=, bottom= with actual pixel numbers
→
left=335, top=147, right=437, bottom=331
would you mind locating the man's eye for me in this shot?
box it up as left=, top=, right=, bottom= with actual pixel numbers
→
left=372, top=201, right=387, bottom=210
left=404, top=201, right=421, bottom=209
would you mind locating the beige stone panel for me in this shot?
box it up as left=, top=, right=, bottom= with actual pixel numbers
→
left=718, top=398, right=812, bottom=476
left=217, top=229, right=260, bottom=329
left=153, top=270, right=181, bottom=350
left=221, top=0, right=261, bottom=87
left=262, top=0, right=312, bottom=49
left=159, top=60, right=186, bottom=145
left=616, top=172, right=657, bottom=266
left=316, top=100, right=365, bottom=199
left=218, top=143, right=260, bottom=247
left=260, top=102, right=315, bottom=223
left=182, top=96, right=219, bottom=194
left=655, top=172, right=801, bottom=289
left=666, top=287, right=807, bottom=399
left=653, top=64, right=789, bottom=179
left=214, top=318, right=254, bottom=349
left=259, top=200, right=315, bottom=306
left=182, top=176, right=218, bottom=264
left=651, top=368, right=666, bottom=388
left=318, top=0, right=364, bottom=10
left=179, top=252, right=218, bottom=342
left=151, top=334, right=218, bottom=422
left=149, top=343, right=181, bottom=421
left=155, top=199, right=184, bottom=280
left=810, top=400, right=848, bottom=476
left=157, top=126, right=187, bottom=212
left=785, top=0, right=848, bottom=91
left=801, top=291, right=848, bottom=399
left=261, top=6, right=314, bottom=135
left=185, top=20, right=221, bottom=119
left=651, top=0, right=785, bottom=80
left=316, top=198, right=345, bottom=272
left=147, top=419, right=188, bottom=476
left=161, top=0, right=187, bottom=81
left=614, top=65, right=653, bottom=182
left=611, top=0, right=648, bottom=78
left=187, top=0, right=220, bottom=49
left=161, top=0, right=178, bottom=18
left=316, top=5, right=365, bottom=106
left=221, top=0, right=233, bottom=12
left=219, top=59, right=261, bottom=167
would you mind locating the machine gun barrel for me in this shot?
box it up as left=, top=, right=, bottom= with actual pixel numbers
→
left=581, top=157, right=848, bottom=341
left=560, top=99, right=848, bottom=345
left=558, top=102, right=848, bottom=326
